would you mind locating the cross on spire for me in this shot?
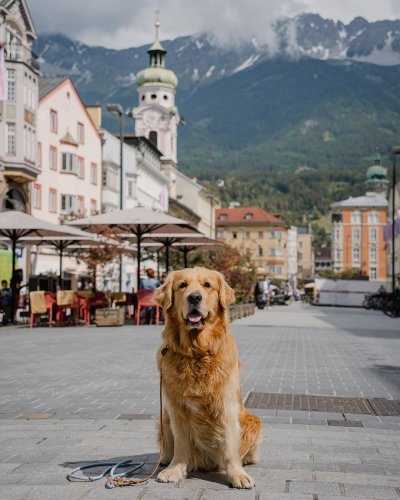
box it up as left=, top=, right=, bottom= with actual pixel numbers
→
left=154, top=9, right=160, bottom=40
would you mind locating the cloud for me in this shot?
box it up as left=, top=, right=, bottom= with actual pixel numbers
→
left=27, top=0, right=399, bottom=49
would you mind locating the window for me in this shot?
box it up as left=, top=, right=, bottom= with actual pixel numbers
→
left=370, top=244, right=377, bottom=263
left=233, top=232, right=237, bottom=239
left=5, top=23, right=22, bottom=60
left=352, top=246, right=360, bottom=262
left=149, top=130, right=158, bottom=147
left=90, top=163, right=98, bottom=184
left=151, top=94, right=157, bottom=99
left=275, top=266, right=282, bottom=275
left=298, top=252, right=303, bottom=261
left=77, top=195, right=85, bottom=214
left=370, top=267, right=377, bottom=280
left=258, top=231, right=263, bottom=239
left=37, top=142, right=42, bottom=168
left=368, top=212, right=379, bottom=224
left=258, top=246, right=263, bottom=256
left=7, top=69, right=16, bottom=103
left=269, top=230, right=283, bottom=239
left=269, top=247, right=283, bottom=256
left=335, top=247, right=341, bottom=261
left=49, top=146, right=57, bottom=170
left=298, top=265, right=303, bottom=273
left=370, top=227, right=378, bottom=242
left=217, top=230, right=227, bottom=239
left=49, top=189, right=57, bottom=213
left=90, top=199, right=97, bottom=215
left=353, top=227, right=360, bottom=241
left=50, top=109, right=58, bottom=133
left=128, top=181, right=133, bottom=197
left=77, top=157, right=84, bottom=179
left=351, top=211, right=361, bottom=224
left=60, top=194, right=76, bottom=213
left=77, top=122, right=85, bottom=144
left=335, top=228, right=341, bottom=241
left=245, top=231, right=250, bottom=240
left=244, top=213, right=253, bottom=220
left=219, top=214, right=227, bottom=220
left=61, top=153, right=77, bottom=173
left=33, top=184, right=41, bottom=209
left=298, top=241, right=303, bottom=248
left=6, top=122, right=16, bottom=155
left=163, top=95, right=168, bottom=100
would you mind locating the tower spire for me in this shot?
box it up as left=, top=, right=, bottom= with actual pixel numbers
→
left=154, top=9, right=160, bottom=40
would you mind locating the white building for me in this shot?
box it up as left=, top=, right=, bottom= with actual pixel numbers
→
left=0, top=0, right=40, bottom=212
left=175, top=172, right=218, bottom=237
left=31, top=77, right=102, bottom=277
left=133, top=25, right=218, bottom=236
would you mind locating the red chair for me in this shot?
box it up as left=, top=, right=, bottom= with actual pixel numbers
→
left=56, top=291, right=80, bottom=326
left=136, top=289, right=160, bottom=325
left=30, top=291, right=55, bottom=328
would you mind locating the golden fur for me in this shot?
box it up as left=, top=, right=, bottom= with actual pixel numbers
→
left=154, top=267, right=262, bottom=489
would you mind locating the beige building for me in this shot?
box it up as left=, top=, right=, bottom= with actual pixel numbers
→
left=297, top=226, right=314, bottom=280
left=216, top=206, right=289, bottom=280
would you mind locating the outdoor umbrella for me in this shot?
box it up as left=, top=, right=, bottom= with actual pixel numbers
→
left=16, top=225, right=103, bottom=288
left=67, top=207, right=193, bottom=291
left=141, top=235, right=223, bottom=270
left=0, top=210, right=91, bottom=319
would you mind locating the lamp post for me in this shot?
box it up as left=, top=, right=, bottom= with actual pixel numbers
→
left=391, top=147, right=400, bottom=293
left=107, top=103, right=124, bottom=290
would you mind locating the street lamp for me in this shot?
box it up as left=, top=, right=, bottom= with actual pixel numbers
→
left=107, top=103, right=124, bottom=290
left=391, top=146, right=400, bottom=293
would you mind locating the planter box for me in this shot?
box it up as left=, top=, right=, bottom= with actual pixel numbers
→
left=228, top=303, right=255, bottom=323
left=95, top=307, right=124, bottom=327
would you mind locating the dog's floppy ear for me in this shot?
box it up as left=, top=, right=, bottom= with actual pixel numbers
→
left=154, top=273, right=174, bottom=311
left=217, top=273, right=235, bottom=309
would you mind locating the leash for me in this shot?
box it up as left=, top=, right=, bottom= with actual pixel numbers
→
left=67, top=347, right=167, bottom=489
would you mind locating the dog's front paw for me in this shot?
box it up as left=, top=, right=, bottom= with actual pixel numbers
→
left=157, top=464, right=187, bottom=483
left=227, top=470, right=255, bottom=489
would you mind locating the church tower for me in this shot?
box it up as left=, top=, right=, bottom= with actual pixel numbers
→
left=134, top=15, right=180, bottom=197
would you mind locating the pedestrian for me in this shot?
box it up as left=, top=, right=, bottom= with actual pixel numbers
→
left=0, top=279, right=12, bottom=325
left=140, top=268, right=160, bottom=324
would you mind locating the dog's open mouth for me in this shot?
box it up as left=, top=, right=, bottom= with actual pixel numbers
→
left=186, top=310, right=206, bottom=327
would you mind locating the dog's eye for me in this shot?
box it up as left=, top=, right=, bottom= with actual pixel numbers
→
left=179, top=282, right=187, bottom=289
left=204, top=282, right=211, bottom=288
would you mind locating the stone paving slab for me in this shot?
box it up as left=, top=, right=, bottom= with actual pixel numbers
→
left=0, top=418, right=399, bottom=499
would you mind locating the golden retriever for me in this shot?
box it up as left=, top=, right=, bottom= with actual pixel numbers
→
left=154, top=267, right=262, bottom=489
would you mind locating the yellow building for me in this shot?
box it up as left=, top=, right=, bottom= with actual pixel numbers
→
left=297, top=226, right=314, bottom=280
left=216, top=206, right=289, bottom=280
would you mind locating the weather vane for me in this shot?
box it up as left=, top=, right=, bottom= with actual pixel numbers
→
left=154, top=9, right=160, bottom=40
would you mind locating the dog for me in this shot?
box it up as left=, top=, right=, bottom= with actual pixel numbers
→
left=154, top=267, right=262, bottom=489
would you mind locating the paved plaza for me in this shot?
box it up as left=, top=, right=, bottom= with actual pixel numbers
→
left=0, top=303, right=399, bottom=499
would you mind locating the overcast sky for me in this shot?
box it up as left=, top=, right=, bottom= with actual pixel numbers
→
left=28, top=0, right=400, bottom=49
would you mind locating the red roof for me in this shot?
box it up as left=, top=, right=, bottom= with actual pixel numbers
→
left=216, top=206, right=286, bottom=226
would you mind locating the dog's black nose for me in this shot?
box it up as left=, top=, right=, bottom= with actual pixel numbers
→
left=188, top=292, right=202, bottom=305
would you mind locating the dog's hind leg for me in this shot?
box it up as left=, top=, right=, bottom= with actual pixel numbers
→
left=240, top=411, right=262, bottom=465
left=159, top=409, right=174, bottom=465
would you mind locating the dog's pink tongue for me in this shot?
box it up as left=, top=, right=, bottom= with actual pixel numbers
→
left=188, top=312, right=202, bottom=323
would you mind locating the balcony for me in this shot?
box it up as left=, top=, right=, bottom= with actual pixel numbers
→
left=5, top=43, right=40, bottom=73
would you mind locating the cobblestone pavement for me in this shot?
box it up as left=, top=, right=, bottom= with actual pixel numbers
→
left=0, top=303, right=399, bottom=499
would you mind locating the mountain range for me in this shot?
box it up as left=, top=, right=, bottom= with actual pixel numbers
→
left=33, top=14, right=400, bottom=223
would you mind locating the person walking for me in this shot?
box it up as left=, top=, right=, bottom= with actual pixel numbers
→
left=140, top=268, right=160, bottom=324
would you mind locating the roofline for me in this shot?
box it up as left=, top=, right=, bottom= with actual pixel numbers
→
left=39, top=78, right=100, bottom=139
left=216, top=221, right=288, bottom=228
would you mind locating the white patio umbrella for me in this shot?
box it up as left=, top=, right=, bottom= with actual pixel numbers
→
left=0, top=210, right=95, bottom=318
left=67, top=207, right=193, bottom=291
left=140, top=236, right=224, bottom=269
left=16, top=225, right=105, bottom=288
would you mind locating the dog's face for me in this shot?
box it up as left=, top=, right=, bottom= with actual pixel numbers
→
left=154, top=267, right=235, bottom=331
